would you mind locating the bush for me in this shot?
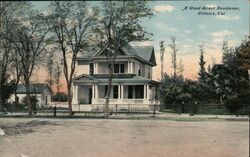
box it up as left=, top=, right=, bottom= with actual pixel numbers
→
left=53, top=92, right=68, bottom=102
left=22, top=95, right=39, bottom=112
left=224, top=95, right=241, bottom=115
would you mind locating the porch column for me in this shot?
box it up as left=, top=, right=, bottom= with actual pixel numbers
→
left=72, top=85, right=75, bottom=99
left=118, top=85, right=121, bottom=99
left=147, top=85, right=150, bottom=100
left=130, top=61, right=133, bottom=73
left=96, top=62, right=98, bottom=74
left=94, top=62, right=97, bottom=74
left=95, top=85, right=98, bottom=99
left=128, top=61, right=130, bottom=73
left=73, top=85, right=78, bottom=104
left=121, top=85, right=124, bottom=99
left=144, top=85, right=147, bottom=99
left=92, top=85, right=95, bottom=99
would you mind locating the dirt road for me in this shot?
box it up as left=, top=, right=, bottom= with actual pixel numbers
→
left=0, top=118, right=248, bottom=157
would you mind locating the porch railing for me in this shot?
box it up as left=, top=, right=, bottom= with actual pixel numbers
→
left=96, top=99, right=145, bottom=104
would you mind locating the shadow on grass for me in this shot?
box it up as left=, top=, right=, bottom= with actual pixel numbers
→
left=0, top=120, right=59, bottom=136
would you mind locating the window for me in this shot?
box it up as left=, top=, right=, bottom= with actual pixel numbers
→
left=105, top=85, right=108, bottom=97
left=114, top=64, right=119, bottom=73
left=135, top=85, right=144, bottom=99
left=89, top=63, right=93, bottom=75
left=138, top=64, right=141, bottom=76
left=120, top=64, right=124, bottom=73
left=114, top=64, right=125, bottom=74
left=128, top=86, right=133, bottom=99
left=113, top=86, right=118, bottom=99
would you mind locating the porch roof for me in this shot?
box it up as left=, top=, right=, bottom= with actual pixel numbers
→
left=72, top=75, right=160, bottom=85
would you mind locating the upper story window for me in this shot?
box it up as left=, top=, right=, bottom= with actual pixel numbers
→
left=89, top=63, right=93, bottom=75
left=114, top=64, right=124, bottom=74
left=138, top=64, right=141, bottom=76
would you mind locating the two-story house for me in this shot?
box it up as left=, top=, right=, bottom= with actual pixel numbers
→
left=72, top=44, right=160, bottom=111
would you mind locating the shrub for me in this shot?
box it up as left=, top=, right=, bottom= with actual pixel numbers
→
left=224, top=95, right=241, bottom=115
left=22, top=95, right=39, bottom=112
left=53, top=92, right=68, bottom=102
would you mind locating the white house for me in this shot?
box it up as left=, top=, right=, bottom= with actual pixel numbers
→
left=72, top=44, right=160, bottom=112
left=9, top=83, right=52, bottom=107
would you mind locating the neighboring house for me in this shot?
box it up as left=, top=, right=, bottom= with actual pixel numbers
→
left=9, top=83, right=52, bottom=107
left=72, top=44, right=160, bottom=111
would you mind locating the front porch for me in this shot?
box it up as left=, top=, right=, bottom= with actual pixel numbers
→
left=72, top=84, right=160, bottom=111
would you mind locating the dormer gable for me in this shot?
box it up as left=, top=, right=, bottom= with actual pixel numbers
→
left=94, top=45, right=129, bottom=57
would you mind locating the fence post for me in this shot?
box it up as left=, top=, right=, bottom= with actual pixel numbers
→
left=53, top=106, right=57, bottom=117
left=182, top=101, right=185, bottom=114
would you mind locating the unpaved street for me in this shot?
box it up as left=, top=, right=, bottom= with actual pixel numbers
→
left=0, top=118, right=248, bottom=157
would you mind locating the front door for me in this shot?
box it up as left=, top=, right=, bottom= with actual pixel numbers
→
left=89, top=88, right=92, bottom=104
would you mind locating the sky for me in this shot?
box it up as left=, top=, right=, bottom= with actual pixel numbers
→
left=31, top=1, right=249, bottom=88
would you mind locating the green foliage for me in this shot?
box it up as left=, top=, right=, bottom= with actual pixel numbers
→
left=198, top=44, right=207, bottom=84
left=160, top=74, right=199, bottom=106
left=169, top=36, right=178, bottom=78
left=22, top=95, right=38, bottom=112
left=53, top=92, right=68, bottom=102
left=0, top=77, right=15, bottom=109
left=223, top=95, right=241, bottom=115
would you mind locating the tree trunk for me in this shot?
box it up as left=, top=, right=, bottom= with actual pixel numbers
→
left=67, top=83, right=73, bottom=115
left=14, top=91, right=18, bottom=105
left=104, top=65, right=113, bottom=118
left=25, top=81, right=32, bottom=116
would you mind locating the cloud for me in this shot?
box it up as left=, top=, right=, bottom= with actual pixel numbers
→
left=209, top=30, right=233, bottom=37
left=155, top=22, right=178, bottom=32
left=154, top=5, right=175, bottom=13
left=216, top=15, right=240, bottom=21
left=205, top=4, right=216, bottom=8
left=133, top=41, right=154, bottom=46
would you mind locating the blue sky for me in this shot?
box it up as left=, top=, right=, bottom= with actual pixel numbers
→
left=32, top=1, right=249, bottom=80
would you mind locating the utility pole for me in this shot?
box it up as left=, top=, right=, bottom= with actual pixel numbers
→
left=159, top=41, right=165, bottom=80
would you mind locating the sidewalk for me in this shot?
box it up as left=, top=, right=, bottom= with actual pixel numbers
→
left=0, top=111, right=249, bottom=121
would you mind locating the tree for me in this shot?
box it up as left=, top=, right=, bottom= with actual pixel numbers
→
left=54, top=60, right=62, bottom=100
left=10, top=7, right=51, bottom=115
left=198, top=44, right=207, bottom=84
left=95, top=1, right=154, bottom=118
left=169, top=36, right=177, bottom=80
left=222, top=39, right=237, bottom=68
left=0, top=2, right=23, bottom=108
left=46, top=49, right=54, bottom=96
left=49, top=1, right=97, bottom=115
left=177, top=58, right=184, bottom=77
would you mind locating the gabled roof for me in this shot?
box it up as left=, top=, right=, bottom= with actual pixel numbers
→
left=78, top=43, right=156, bottom=66
left=72, top=74, right=97, bottom=81
left=133, top=46, right=156, bottom=65
left=15, top=83, right=51, bottom=94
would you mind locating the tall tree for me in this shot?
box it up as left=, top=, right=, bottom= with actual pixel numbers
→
left=198, top=44, right=207, bottom=84
left=10, top=48, right=23, bottom=105
left=169, top=36, right=178, bottom=80
left=10, top=7, right=51, bottom=115
left=0, top=2, right=23, bottom=107
left=222, top=39, right=236, bottom=68
left=46, top=49, right=54, bottom=96
left=54, top=60, right=62, bottom=100
left=95, top=1, right=154, bottom=118
left=177, top=58, right=184, bottom=77
left=49, top=1, right=97, bottom=115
